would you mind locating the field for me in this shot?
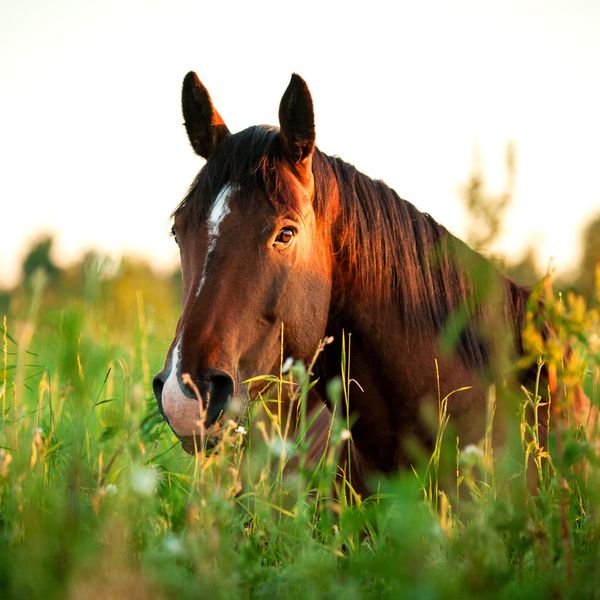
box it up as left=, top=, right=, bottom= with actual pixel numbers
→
left=1, top=261, right=600, bottom=599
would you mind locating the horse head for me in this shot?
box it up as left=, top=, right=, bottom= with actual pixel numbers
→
left=153, top=73, right=336, bottom=451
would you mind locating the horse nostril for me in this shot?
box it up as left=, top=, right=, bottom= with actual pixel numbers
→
left=203, top=372, right=235, bottom=426
left=153, top=374, right=165, bottom=405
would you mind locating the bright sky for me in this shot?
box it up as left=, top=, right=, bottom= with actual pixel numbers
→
left=1, top=0, right=599, bottom=288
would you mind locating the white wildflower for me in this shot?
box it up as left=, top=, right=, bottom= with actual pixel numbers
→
left=105, top=483, right=118, bottom=496
left=340, top=429, right=352, bottom=441
left=460, top=444, right=485, bottom=468
left=462, top=444, right=484, bottom=459
left=163, top=534, right=184, bottom=557
left=131, top=465, right=158, bottom=496
left=269, top=438, right=294, bottom=458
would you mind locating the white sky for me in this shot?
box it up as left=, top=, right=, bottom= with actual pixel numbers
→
left=1, top=0, right=599, bottom=287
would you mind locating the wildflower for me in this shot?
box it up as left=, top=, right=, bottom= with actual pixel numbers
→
left=462, top=444, right=483, bottom=458
left=163, top=533, right=184, bottom=557
left=340, top=428, right=352, bottom=441
left=460, top=444, right=484, bottom=468
left=235, top=425, right=247, bottom=436
left=105, top=483, right=118, bottom=496
left=268, top=438, right=294, bottom=458
left=282, top=356, right=294, bottom=374
left=131, top=465, right=158, bottom=496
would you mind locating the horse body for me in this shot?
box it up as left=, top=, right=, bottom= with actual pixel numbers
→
left=153, top=72, right=533, bottom=479
left=319, top=305, right=483, bottom=472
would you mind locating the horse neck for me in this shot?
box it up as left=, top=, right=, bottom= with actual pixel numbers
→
left=326, top=169, right=529, bottom=359
left=323, top=156, right=451, bottom=365
left=322, top=161, right=532, bottom=462
left=325, top=245, right=530, bottom=473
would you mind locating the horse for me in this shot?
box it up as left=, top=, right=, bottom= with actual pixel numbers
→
left=153, top=71, right=550, bottom=489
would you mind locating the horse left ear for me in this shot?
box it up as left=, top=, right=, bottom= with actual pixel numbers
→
left=182, top=71, right=230, bottom=159
left=278, top=74, right=315, bottom=179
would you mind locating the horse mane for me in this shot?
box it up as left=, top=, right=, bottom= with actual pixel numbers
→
left=175, top=125, right=530, bottom=369
left=322, top=152, right=531, bottom=368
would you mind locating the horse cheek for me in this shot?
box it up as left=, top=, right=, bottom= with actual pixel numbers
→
left=284, top=269, right=332, bottom=360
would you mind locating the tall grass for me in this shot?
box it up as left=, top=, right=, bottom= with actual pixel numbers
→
left=1, top=266, right=599, bottom=599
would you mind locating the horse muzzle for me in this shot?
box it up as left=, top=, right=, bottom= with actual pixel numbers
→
left=153, top=367, right=237, bottom=451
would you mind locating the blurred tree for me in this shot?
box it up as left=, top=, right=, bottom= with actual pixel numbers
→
left=6, top=236, right=180, bottom=344
left=575, top=213, right=600, bottom=300
left=22, top=235, right=60, bottom=285
left=460, top=143, right=545, bottom=287
left=461, top=143, right=515, bottom=253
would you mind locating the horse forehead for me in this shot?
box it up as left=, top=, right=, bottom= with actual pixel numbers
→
left=208, top=183, right=236, bottom=228
left=203, top=182, right=255, bottom=232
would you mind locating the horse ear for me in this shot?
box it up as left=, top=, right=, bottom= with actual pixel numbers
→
left=182, top=72, right=230, bottom=159
left=278, top=74, right=315, bottom=178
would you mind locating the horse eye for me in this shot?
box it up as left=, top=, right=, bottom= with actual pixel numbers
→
left=274, top=227, right=295, bottom=246
left=170, top=225, right=178, bottom=245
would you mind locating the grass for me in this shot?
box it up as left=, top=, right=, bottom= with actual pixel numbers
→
left=1, top=266, right=600, bottom=599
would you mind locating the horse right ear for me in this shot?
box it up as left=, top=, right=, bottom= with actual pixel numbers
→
left=182, top=72, right=230, bottom=159
left=278, top=74, right=315, bottom=181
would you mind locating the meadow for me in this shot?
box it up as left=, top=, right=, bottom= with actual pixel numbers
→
left=1, top=254, right=600, bottom=599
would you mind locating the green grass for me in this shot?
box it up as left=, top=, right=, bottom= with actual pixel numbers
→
left=1, top=269, right=600, bottom=599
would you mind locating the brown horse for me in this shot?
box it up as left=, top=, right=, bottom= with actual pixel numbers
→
left=153, top=72, right=539, bottom=482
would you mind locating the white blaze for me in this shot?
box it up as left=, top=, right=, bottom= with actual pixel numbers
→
left=163, top=184, right=237, bottom=436
left=196, top=184, right=235, bottom=297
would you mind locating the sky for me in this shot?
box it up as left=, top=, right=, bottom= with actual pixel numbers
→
left=1, top=0, right=599, bottom=288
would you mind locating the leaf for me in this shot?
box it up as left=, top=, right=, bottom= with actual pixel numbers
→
left=562, top=441, right=590, bottom=468
left=98, top=426, right=121, bottom=443
left=243, top=374, right=282, bottom=384
left=94, top=398, right=116, bottom=408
